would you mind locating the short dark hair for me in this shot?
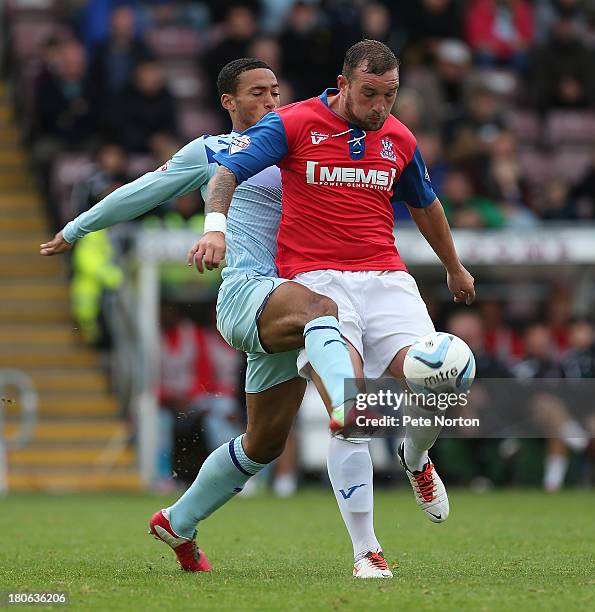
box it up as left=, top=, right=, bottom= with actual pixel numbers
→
left=342, top=39, right=400, bottom=80
left=217, top=58, right=271, bottom=96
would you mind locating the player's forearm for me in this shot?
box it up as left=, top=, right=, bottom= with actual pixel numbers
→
left=408, top=199, right=463, bottom=272
left=62, top=172, right=190, bottom=243
left=205, top=167, right=237, bottom=217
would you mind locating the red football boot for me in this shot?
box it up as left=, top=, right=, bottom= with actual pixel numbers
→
left=149, top=508, right=212, bottom=572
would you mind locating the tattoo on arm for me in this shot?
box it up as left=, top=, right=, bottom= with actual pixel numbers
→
left=206, top=167, right=237, bottom=215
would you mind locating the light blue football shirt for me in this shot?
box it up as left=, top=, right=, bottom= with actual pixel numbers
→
left=62, top=133, right=282, bottom=278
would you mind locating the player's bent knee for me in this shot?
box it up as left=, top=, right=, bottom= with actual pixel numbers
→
left=242, top=431, right=286, bottom=464
left=307, top=293, right=338, bottom=320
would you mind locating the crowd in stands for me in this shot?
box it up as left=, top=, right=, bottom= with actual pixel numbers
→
left=2, top=0, right=594, bottom=490
left=2, top=0, right=595, bottom=230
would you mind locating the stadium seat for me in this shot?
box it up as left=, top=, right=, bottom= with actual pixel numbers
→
left=518, top=147, right=552, bottom=185
left=9, top=19, right=70, bottom=62
left=506, top=110, right=541, bottom=146
left=4, top=0, right=57, bottom=19
left=546, top=111, right=595, bottom=147
left=146, top=26, right=202, bottom=59
left=552, top=147, right=593, bottom=183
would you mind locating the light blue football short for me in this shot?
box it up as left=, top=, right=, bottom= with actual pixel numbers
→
left=216, top=273, right=300, bottom=393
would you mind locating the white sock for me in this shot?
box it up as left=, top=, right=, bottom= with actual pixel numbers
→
left=544, top=454, right=568, bottom=492
left=404, top=401, right=443, bottom=471
left=327, top=436, right=380, bottom=561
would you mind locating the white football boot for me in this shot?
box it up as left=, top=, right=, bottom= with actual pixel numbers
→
left=398, top=442, right=449, bottom=523
left=353, top=551, right=393, bottom=579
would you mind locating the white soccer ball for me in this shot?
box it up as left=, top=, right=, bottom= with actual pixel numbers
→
left=403, top=331, right=476, bottom=395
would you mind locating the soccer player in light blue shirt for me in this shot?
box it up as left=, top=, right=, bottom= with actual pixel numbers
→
left=41, top=59, right=364, bottom=574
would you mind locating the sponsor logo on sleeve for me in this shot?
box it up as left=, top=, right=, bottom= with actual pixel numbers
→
left=424, top=165, right=431, bottom=181
left=157, top=161, right=169, bottom=172
left=229, top=135, right=251, bottom=154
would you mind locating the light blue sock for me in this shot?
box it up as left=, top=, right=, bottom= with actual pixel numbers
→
left=167, top=434, right=267, bottom=538
left=304, top=315, right=357, bottom=408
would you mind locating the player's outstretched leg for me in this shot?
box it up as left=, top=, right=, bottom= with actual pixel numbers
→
left=390, top=347, right=449, bottom=522
left=149, top=433, right=267, bottom=571
left=149, top=378, right=304, bottom=571
left=327, top=436, right=392, bottom=578
left=397, top=441, right=449, bottom=523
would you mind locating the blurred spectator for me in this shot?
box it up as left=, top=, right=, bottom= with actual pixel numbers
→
left=119, top=59, right=178, bottom=153
left=534, top=0, right=588, bottom=44
left=513, top=323, right=591, bottom=492
left=201, top=326, right=243, bottom=450
left=158, top=303, right=215, bottom=488
left=445, top=84, right=505, bottom=168
left=538, top=177, right=575, bottom=220
left=88, top=5, right=153, bottom=132
left=530, top=13, right=595, bottom=111
left=33, top=40, right=93, bottom=148
left=392, top=88, right=427, bottom=133
left=325, top=0, right=366, bottom=70
left=514, top=323, right=564, bottom=378
left=571, top=148, right=595, bottom=220
left=441, top=169, right=505, bottom=228
left=35, top=35, right=67, bottom=84
left=261, top=0, right=297, bottom=34
left=32, top=40, right=93, bottom=227
left=358, top=2, right=405, bottom=56
left=277, top=77, right=296, bottom=106
left=248, top=36, right=282, bottom=75
left=71, top=229, right=123, bottom=347
left=204, top=4, right=259, bottom=101
left=448, top=310, right=513, bottom=378
left=483, top=130, right=537, bottom=226
left=483, top=131, right=526, bottom=203
left=417, top=131, right=449, bottom=197
left=279, top=1, right=333, bottom=99
left=546, top=286, right=572, bottom=353
left=445, top=310, right=512, bottom=488
left=402, top=39, right=472, bottom=129
left=480, top=300, right=524, bottom=363
left=405, top=0, right=463, bottom=62
left=563, top=318, right=595, bottom=377
left=70, top=142, right=128, bottom=216
left=465, top=0, right=535, bottom=68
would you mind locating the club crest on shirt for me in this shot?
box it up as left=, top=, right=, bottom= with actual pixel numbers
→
left=310, top=131, right=329, bottom=145
left=229, top=135, right=251, bottom=154
left=380, top=137, right=396, bottom=161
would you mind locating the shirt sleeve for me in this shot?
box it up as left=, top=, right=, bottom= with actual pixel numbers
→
left=393, top=145, right=437, bottom=209
left=62, top=138, right=211, bottom=243
left=214, top=112, right=288, bottom=184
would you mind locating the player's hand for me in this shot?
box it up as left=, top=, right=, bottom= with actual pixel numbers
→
left=447, top=265, right=475, bottom=305
left=40, top=231, right=72, bottom=256
left=187, top=231, right=226, bottom=273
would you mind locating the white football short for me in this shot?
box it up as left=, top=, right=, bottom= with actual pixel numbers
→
left=295, top=269, right=435, bottom=379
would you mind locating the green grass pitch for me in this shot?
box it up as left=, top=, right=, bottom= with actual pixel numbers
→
left=1, top=489, right=593, bottom=611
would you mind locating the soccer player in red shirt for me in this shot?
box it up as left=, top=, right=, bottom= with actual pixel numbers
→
left=195, top=40, right=475, bottom=577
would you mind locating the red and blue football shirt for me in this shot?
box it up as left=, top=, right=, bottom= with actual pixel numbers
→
left=215, top=88, right=436, bottom=279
